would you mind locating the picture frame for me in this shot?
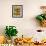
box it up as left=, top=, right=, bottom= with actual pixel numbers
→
left=12, top=5, right=23, bottom=18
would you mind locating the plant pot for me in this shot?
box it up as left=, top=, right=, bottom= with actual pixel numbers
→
left=40, top=20, right=46, bottom=27
left=7, top=39, right=12, bottom=44
left=11, top=36, right=17, bottom=44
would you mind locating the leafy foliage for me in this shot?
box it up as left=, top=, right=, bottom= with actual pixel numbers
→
left=5, top=26, right=18, bottom=38
left=36, top=14, right=46, bottom=21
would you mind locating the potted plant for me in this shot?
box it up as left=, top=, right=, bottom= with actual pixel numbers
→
left=36, top=14, right=46, bottom=27
left=5, top=26, right=18, bottom=43
left=36, top=6, right=46, bottom=27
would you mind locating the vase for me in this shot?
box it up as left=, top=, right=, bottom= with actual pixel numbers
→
left=7, top=39, right=12, bottom=44
left=11, top=36, right=17, bottom=44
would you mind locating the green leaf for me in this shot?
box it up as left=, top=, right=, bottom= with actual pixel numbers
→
left=44, top=15, right=46, bottom=19
left=5, top=26, right=18, bottom=39
left=36, top=15, right=44, bottom=21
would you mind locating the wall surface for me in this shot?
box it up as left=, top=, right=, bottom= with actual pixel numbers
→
left=0, top=0, right=46, bottom=41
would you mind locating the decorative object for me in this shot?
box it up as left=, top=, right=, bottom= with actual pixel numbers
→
left=14, top=37, right=33, bottom=45
left=36, top=30, right=42, bottom=32
left=12, top=5, right=23, bottom=18
left=5, top=26, right=18, bottom=44
left=34, top=41, right=42, bottom=45
left=6, top=39, right=12, bottom=44
left=5, top=26, right=18, bottom=39
left=36, top=6, right=46, bottom=27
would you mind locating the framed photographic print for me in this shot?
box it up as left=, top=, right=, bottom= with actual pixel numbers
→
left=12, top=5, right=23, bottom=18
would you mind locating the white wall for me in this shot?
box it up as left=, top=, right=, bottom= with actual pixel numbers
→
left=0, top=0, right=46, bottom=39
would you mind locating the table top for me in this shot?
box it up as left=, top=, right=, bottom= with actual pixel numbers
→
left=14, top=43, right=46, bottom=46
